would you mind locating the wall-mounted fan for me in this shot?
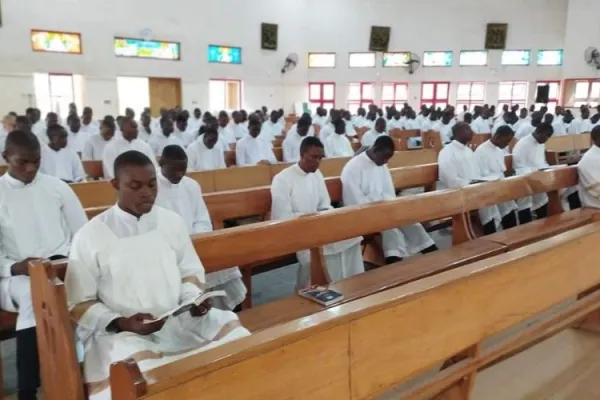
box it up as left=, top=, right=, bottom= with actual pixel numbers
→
left=406, top=52, right=421, bottom=74
left=281, top=53, right=298, bottom=75
left=584, top=47, right=600, bottom=70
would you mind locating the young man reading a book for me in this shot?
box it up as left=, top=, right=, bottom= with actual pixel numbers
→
left=270, top=136, right=365, bottom=289
left=65, top=150, right=250, bottom=400
left=155, top=145, right=247, bottom=311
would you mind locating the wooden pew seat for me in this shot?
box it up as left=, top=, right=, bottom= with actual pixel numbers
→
left=239, top=237, right=506, bottom=332
left=484, top=208, right=600, bottom=250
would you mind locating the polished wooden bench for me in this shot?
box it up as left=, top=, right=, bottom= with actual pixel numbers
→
left=104, top=222, right=600, bottom=399
left=545, top=133, right=591, bottom=165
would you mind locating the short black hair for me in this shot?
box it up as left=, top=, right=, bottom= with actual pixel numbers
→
left=333, top=119, right=345, bottom=130
left=536, top=122, right=554, bottom=135
left=591, top=125, right=600, bottom=144
left=161, top=145, right=187, bottom=161
left=372, top=135, right=395, bottom=152
left=4, top=130, right=40, bottom=154
left=47, top=124, right=66, bottom=137
left=175, top=113, right=187, bottom=123
left=113, top=150, right=154, bottom=178
left=16, top=115, right=30, bottom=127
left=297, top=116, right=311, bottom=128
left=67, top=114, right=80, bottom=124
left=495, top=125, right=515, bottom=138
left=300, top=136, right=324, bottom=154
left=101, top=118, right=116, bottom=131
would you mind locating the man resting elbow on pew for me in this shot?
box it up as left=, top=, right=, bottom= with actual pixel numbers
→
left=1, top=131, right=88, bottom=400
left=271, top=137, right=364, bottom=289
left=156, top=145, right=247, bottom=310
left=65, top=150, right=250, bottom=400
left=341, top=136, right=438, bottom=265
left=438, top=123, right=518, bottom=234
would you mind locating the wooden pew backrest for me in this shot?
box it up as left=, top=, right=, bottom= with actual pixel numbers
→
left=387, top=149, right=437, bottom=168
left=213, top=165, right=271, bottom=191
left=186, top=170, right=216, bottom=193
left=83, top=160, right=103, bottom=180
left=111, top=223, right=600, bottom=400
left=71, top=181, right=116, bottom=208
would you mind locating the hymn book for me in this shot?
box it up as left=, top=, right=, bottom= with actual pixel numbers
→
left=143, top=290, right=227, bottom=323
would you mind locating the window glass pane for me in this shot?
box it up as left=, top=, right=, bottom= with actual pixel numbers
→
left=395, top=84, right=408, bottom=100
left=422, top=102, right=433, bottom=108
left=501, top=50, right=530, bottom=66
left=322, top=84, right=335, bottom=100
left=456, top=83, right=471, bottom=100
left=459, top=51, right=487, bottom=66
left=512, top=83, right=527, bottom=100
left=308, top=53, right=336, bottom=68
left=590, top=82, right=600, bottom=98
left=423, top=51, right=452, bottom=67
left=548, top=83, right=559, bottom=99
left=31, top=30, right=82, bottom=54
left=381, top=84, right=394, bottom=100
left=471, top=83, right=485, bottom=100
left=349, top=52, right=375, bottom=68
left=347, top=102, right=360, bottom=115
left=575, top=82, right=590, bottom=99
left=435, top=103, right=447, bottom=110
left=382, top=52, right=410, bottom=67
left=436, top=83, right=449, bottom=99
left=115, top=38, right=181, bottom=61
left=537, top=50, right=563, bottom=66
left=498, top=83, right=513, bottom=100
left=362, top=84, right=373, bottom=99
left=421, top=83, right=434, bottom=100
left=574, top=101, right=588, bottom=108
left=322, top=102, right=334, bottom=111
left=348, top=84, right=360, bottom=100
left=309, top=84, right=321, bottom=100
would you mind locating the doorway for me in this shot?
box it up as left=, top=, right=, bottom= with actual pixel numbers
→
left=209, top=79, right=242, bottom=111
left=149, top=78, right=182, bottom=116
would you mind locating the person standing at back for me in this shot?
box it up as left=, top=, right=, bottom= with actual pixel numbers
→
left=102, top=117, right=157, bottom=179
left=1, top=131, right=87, bottom=400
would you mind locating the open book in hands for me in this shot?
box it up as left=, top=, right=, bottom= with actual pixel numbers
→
left=143, top=290, right=226, bottom=323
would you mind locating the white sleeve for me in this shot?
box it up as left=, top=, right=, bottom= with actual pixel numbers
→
left=185, top=147, right=198, bottom=171
left=382, top=167, right=397, bottom=201
left=56, top=181, right=88, bottom=237
left=438, top=150, right=470, bottom=188
left=270, top=174, right=303, bottom=219
left=0, top=240, right=17, bottom=278
left=217, top=150, right=226, bottom=169
left=190, top=182, right=213, bottom=234
left=72, top=154, right=86, bottom=182
left=341, top=167, right=371, bottom=206
left=235, top=141, right=247, bottom=166
left=102, top=146, right=115, bottom=179
left=82, top=139, right=94, bottom=161
left=66, top=229, right=121, bottom=337
left=174, top=216, right=205, bottom=302
left=282, top=139, right=293, bottom=163
left=266, top=145, right=277, bottom=163
left=317, top=172, right=333, bottom=211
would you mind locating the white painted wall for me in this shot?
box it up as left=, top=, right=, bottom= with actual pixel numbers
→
left=563, top=0, right=600, bottom=80
left=0, top=0, right=572, bottom=115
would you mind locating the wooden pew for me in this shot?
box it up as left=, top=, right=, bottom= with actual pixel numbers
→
left=102, top=223, right=600, bottom=399
left=82, top=160, right=103, bottom=180
left=28, top=170, right=599, bottom=399
left=545, top=133, right=591, bottom=165
left=388, top=129, right=420, bottom=151
left=469, top=133, right=491, bottom=150
left=355, top=127, right=369, bottom=140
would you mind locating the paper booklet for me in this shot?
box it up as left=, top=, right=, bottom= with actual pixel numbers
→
left=143, top=290, right=227, bottom=323
left=298, top=285, right=344, bottom=306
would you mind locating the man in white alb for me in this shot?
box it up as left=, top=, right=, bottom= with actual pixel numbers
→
left=282, top=116, right=311, bottom=162
left=568, top=107, right=593, bottom=134
left=361, top=117, right=387, bottom=147
left=102, top=117, right=157, bottom=179
left=231, top=111, right=248, bottom=140
left=83, top=118, right=115, bottom=161
left=186, top=125, right=227, bottom=171
left=235, top=113, right=277, bottom=166
left=138, top=113, right=155, bottom=142
left=512, top=122, right=555, bottom=222
left=578, top=126, right=600, bottom=208
left=341, top=135, right=438, bottom=264
left=432, top=111, right=454, bottom=145
left=66, top=115, right=93, bottom=154
left=1, top=131, right=87, bottom=400
left=40, top=124, right=86, bottom=183
left=217, top=111, right=236, bottom=149
left=312, top=107, right=328, bottom=127
left=474, top=125, right=520, bottom=229
left=260, top=111, right=283, bottom=143
left=149, top=118, right=185, bottom=156
left=324, top=119, right=354, bottom=158
left=155, top=145, right=247, bottom=310
left=515, top=112, right=542, bottom=140
left=271, top=136, right=364, bottom=288
left=66, top=150, right=249, bottom=400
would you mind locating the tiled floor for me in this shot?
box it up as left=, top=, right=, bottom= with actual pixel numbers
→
left=0, top=229, right=452, bottom=397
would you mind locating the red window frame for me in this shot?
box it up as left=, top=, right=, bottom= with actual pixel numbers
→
left=498, top=81, right=528, bottom=109
left=308, top=81, right=335, bottom=110
left=347, top=82, right=374, bottom=114
left=381, top=82, right=409, bottom=108
left=421, top=81, right=450, bottom=109
left=455, top=81, right=485, bottom=111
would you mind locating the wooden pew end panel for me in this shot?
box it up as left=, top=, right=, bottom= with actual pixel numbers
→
left=110, top=359, right=148, bottom=400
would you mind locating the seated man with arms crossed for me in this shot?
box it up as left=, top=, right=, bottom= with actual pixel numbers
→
left=155, top=145, right=247, bottom=310
left=271, top=137, right=364, bottom=289
left=66, top=150, right=249, bottom=400
left=1, top=131, right=87, bottom=400
left=341, top=136, right=438, bottom=265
